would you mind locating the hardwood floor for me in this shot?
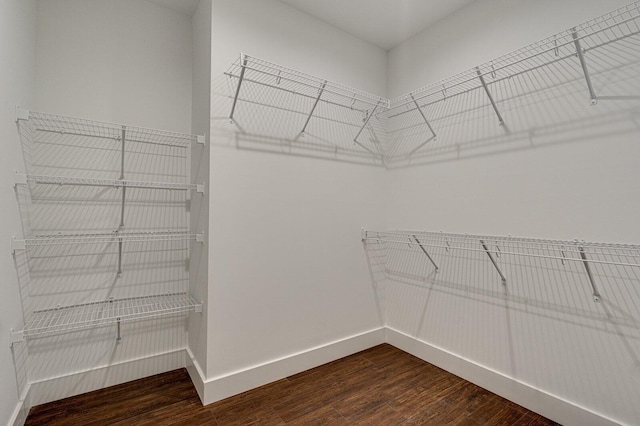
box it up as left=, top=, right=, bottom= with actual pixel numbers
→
left=25, top=344, right=559, bottom=425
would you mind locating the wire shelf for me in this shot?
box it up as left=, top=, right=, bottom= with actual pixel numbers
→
left=363, top=229, right=640, bottom=268
left=363, top=228, right=640, bottom=308
left=219, top=2, right=640, bottom=165
left=17, top=293, right=201, bottom=339
left=13, top=231, right=202, bottom=250
left=16, top=173, right=203, bottom=192
left=223, top=54, right=388, bottom=160
left=24, top=110, right=200, bottom=148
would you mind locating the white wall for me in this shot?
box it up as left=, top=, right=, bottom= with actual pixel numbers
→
left=188, top=0, right=211, bottom=392
left=385, top=1, right=640, bottom=425
left=36, top=0, right=192, bottom=132
left=0, top=1, right=36, bottom=424
left=206, top=0, right=387, bottom=399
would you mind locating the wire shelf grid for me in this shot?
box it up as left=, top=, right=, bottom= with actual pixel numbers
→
left=15, top=231, right=202, bottom=249
left=20, top=292, right=201, bottom=339
left=224, top=54, right=388, bottom=159
left=19, top=174, right=202, bottom=192
left=219, top=2, right=640, bottom=164
left=364, top=230, right=640, bottom=269
left=27, top=110, right=199, bottom=148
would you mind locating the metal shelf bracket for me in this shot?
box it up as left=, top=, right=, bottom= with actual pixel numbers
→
left=15, top=107, right=29, bottom=122
left=578, top=246, right=602, bottom=302
left=11, top=237, right=26, bottom=253
left=572, top=28, right=598, bottom=105
left=480, top=240, right=507, bottom=285
left=413, top=235, right=439, bottom=272
left=9, top=329, right=24, bottom=347
left=476, top=67, right=505, bottom=126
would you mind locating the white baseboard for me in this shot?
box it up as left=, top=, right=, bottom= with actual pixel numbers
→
left=8, top=383, right=31, bottom=426
left=185, top=346, right=206, bottom=403
left=27, top=349, right=186, bottom=407
left=198, top=327, right=386, bottom=405
left=385, top=327, right=620, bottom=426
left=11, top=327, right=619, bottom=426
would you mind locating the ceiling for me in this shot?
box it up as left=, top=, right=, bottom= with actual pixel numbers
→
left=279, top=0, right=477, bottom=51
left=146, top=0, right=200, bottom=16
left=145, top=0, right=476, bottom=51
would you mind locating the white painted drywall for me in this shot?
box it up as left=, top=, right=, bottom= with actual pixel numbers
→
left=207, top=0, right=387, bottom=389
left=385, top=0, right=640, bottom=424
left=35, top=0, right=192, bottom=133
left=0, top=1, right=36, bottom=424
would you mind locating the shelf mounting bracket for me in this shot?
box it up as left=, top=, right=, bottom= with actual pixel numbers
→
left=480, top=240, right=506, bottom=285
left=13, top=171, right=27, bottom=187
left=572, top=28, right=598, bottom=106
left=476, top=67, right=505, bottom=126
left=578, top=246, right=602, bottom=302
left=410, top=94, right=437, bottom=139
left=413, top=235, right=439, bottom=272
left=354, top=100, right=381, bottom=144
left=9, top=329, right=24, bottom=347
left=15, top=107, right=29, bottom=122
left=297, top=81, right=326, bottom=139
left=229, top=54, right=248, bottom=124
left=11, top=237, right=26, bottom=253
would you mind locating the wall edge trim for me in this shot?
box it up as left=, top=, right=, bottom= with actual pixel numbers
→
left=200, top=327, right=386, bottom=404
left=384, top=327, right=622, bottom=426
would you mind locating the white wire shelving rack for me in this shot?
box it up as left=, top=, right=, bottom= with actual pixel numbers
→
left=223, top=54, right=388, bottom=164
left=220, top=1, right=640, bottom=166
left=11, top=231, right=204, bottom=251
left=11, top=110, right=204, bottom=345
left=15, top=108, right=205, bottom=192
left=10, top=293, right=202, bottom=343
left=362, top=229, right=640, bottom=305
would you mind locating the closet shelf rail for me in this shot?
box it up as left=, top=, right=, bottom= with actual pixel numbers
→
left=10, top=292, right=202, bottom=343
left=362, top=229, right=640, bottom=268
left=14, top=172, right=205, bottom=193
left=11, top=231, right=204, bottom=252
left=362, top=229, right=640, bottom=303
left=16, top=108, right=205, bottom=147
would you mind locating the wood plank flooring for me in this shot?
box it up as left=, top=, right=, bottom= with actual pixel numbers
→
left=25, top=344, right=559, bottom=425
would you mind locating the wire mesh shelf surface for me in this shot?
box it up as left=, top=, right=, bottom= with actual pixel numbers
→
left=13, top=231, right=202, bottom=249
left=220, top=2, right=640, bottom=165
left=17, top=173, right=203, bottom=192
left=18, top=293, right=201, bottom=339
left=363, top=229, right=640, bottom=268
left=24, top=110, right=200, bottom=148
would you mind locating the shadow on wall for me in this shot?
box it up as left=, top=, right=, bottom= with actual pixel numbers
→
left=363, top=231, right=640, bottom=423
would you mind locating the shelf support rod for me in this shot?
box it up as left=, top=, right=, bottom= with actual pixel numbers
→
left=572, top=28, right=598, bottom=106
left=578, top=246, right=602, bottom=302
left=116, top=318, right=122, bottom=344
left=476, top=67, right=504, bottom=126
left=408, top=135, right=436, bottom=157
left=480, top=240, right=506, bottom=285
left=413, top=235, right=439, bottom=272
left=354, top=100, right=381, bottom=144
left=118, top=126, right=126, bottom=278
left=298, top=81, right=326, bottom=138
left=229, top=54, right=248, bottom=123
left=410, top=94, right=437, bottom=138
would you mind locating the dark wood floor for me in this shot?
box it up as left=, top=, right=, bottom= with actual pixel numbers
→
left=26, top=344, right=558, bottom=425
